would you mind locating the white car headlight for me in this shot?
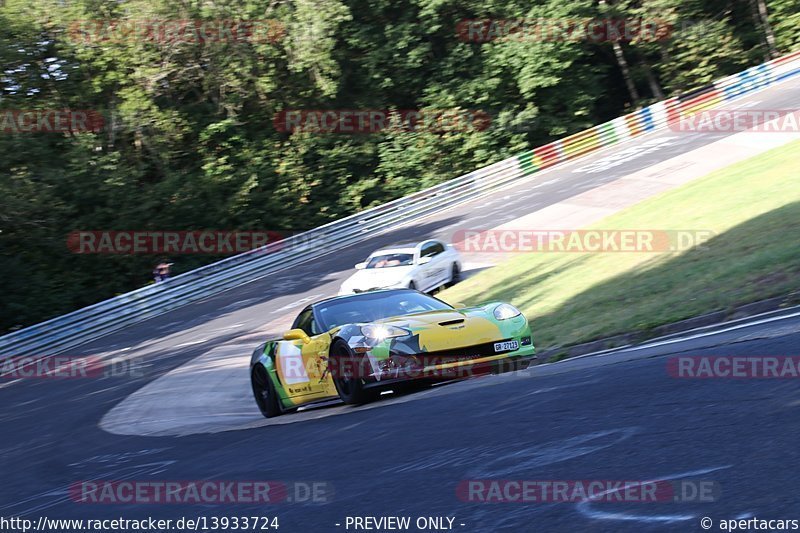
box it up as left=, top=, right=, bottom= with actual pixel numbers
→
left=360, top=324, right=410, bottom=340
left=493, top=303, right=522, bottom=320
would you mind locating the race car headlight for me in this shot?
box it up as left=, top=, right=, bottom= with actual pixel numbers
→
left=361, top=324, right=410, bottom=340
left=493, top=303, right=522, bottom=320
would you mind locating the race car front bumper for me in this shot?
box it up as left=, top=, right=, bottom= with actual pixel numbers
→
left=365, top=341, right=537, bottom=385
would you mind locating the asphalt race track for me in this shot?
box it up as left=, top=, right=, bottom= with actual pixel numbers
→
left=1, top=77, right=799, bottom=532
left=3, top=310, right=800, bottom=531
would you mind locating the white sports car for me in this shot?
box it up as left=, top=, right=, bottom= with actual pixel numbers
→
left=338, top=239, right=462, bottom=295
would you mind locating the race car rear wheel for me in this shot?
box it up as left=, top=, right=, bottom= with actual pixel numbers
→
left=251, top=364, right=282, bottom=418
left=330, top=339, right=380, bottom=405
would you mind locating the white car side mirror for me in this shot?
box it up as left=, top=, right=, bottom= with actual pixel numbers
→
left=355, top=262, right=367, bottom=269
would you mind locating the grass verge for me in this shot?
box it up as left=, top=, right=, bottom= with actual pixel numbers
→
left=440, top=140, right=800, bottom=350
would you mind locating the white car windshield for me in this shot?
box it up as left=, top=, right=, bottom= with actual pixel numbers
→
left=365, top=253, right=414, bottom=268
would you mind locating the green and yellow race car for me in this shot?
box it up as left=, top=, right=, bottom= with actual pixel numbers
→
left=250, top=289, right=535, bottom=417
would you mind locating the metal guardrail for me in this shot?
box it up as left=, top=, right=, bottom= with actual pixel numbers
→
left=2, top=49, right=799, bottom=358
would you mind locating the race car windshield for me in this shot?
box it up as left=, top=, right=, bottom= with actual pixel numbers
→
left=365, top=253, right=414, bottom=268
left=315, top=291, right=452, bottom=330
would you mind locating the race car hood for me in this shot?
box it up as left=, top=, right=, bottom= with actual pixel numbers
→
left=375, top=308, right=507, bottom=353
left=342, top=266, right=413, bottom=290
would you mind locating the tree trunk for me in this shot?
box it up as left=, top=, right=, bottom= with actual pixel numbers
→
left=747, top=0, right=777, bottom=60
left=600, top=0, right=640, bottom=107
left=612, top=41, right=640, bottom=107
left=755, top=0, right=778, bottom=58
left=643, top=63, right=665, bottom=100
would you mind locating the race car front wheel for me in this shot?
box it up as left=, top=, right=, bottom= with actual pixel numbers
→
left=251, top=364, right=282, bottom=418
left=330, top=339, right=380, bottom=405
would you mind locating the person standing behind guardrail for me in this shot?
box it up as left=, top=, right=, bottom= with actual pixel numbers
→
left=153, top=260, right=173, bottom=283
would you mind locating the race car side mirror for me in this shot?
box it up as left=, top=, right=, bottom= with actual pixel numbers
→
left=354, top=262, right=367, bottom=269
left=283, top=329, right=311, bottom=344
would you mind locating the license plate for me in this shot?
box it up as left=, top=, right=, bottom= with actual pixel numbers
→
left=494, top=340, right=519, bottom=352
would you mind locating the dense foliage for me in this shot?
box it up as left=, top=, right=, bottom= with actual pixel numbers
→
left=1, top=0, right=797, bottom=331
